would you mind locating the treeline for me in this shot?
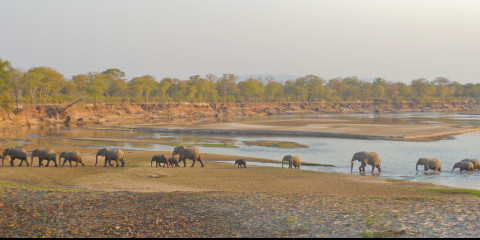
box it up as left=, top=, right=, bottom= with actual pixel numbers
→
left=1, top=57, right=480, bottom=110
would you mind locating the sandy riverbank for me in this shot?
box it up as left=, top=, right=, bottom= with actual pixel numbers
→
left=130, top=117, right=480, bottom=141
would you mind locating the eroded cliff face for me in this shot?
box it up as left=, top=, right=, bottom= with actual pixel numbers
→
left=1, top=101, right=479, bottom=128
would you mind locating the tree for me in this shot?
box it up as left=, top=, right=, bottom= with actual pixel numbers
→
left=87, top=73, right=108, bottom=106
left=8, top=69, right=24, bottom=110
left=216, top=74, right=238, bottom=103
left=0, top=58, right=13, bottom=109
left=264, top=80, right=283, bottom=102
left=306, top=75, right=326, bottom=102
left=23, top=67, right=64, bottom=104
left=238, top=77, right=264, bottom=102
left=129, top=75, right=158, bottom=102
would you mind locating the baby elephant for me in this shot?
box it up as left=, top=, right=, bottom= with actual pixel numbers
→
left=151, top=154, right=169, bottom=167
left=453, top=161, right=474, bottom=172
left=234, top=159, right=247, bottom=168
left=59, top=151, right=85, bottom=167
left=168, top=157, right=180, bottom=167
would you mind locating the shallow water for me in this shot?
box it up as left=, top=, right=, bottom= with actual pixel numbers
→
left=12, top=112, right=480, bottom=190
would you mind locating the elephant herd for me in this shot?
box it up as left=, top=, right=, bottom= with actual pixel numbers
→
left=350, top=151, right=480, bottom=173
left=0, top=147, right=125, bottom=168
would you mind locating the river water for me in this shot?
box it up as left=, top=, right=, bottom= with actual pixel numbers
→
left=15, top=112, right=480, bottom=190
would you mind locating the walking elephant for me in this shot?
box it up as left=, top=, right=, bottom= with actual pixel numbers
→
left=461, top=158, right=480, bottom=170
left=151, top=154, right=169, bottom=167
left=453, top=161, right=474, bottom=172
left=282, top=155, right=301, bottom=169
left=416, top=158, right=442, bottom=172
left=351, top=151, right=381, bottom=173
left=172, top=145, right=204, bottom=167
left=59, top=151, right=85, bottom=167
left=2, top=147, right=29, bottom=167
left=31, top=148, right=57, bottom=167
left=95, top=148, right=125, bottom=167
left=168, top=157, right=180, bottom=167
left=234, top=159, right=247, bottom=168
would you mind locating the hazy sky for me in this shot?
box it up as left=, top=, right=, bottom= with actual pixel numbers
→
left=1, top=0, right=480, bottom=83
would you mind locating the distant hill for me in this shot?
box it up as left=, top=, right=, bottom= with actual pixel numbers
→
left=237, top=74, right=300, bottom=83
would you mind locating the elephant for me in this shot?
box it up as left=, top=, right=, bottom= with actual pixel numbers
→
left=234, top=159, right=246, bottom=168
left=95, top=148, right=125, bottom=167
left=416, top=158, right=442, bottom=172
left=282, top=155, right=301, bottom=169
left=453, top=161, right=474, bottom=172
left=2, top=147, right=29, bottom=167
left=172, top=145, right=204, bottom=167
left=151, top=154, right=169, bottom=167
left=59, top=151, right=85, bottom=167
left=168, top=157, right=180, bottom=167
left=31, top=148, right=57, bottom=167
left=461, top=158, right=480, bottom=170
left=351, top=151, right=381, bottom=173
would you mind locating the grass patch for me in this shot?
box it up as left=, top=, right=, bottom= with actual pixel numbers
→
left=417, top=188, right=480, bottom=197
left=360, top=229, right=419, bottom=238
left=0, top=181, right=84, bottom=192
left=202, top=143, right=238, bottom=148
left=301, top=162, right=335, bottom=167
left=243, top=140, right=308, bottom=149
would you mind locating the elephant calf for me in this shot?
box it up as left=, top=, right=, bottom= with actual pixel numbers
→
left=453, top=161, right=474, bottom=172
left=168, top=157, right=180, bottom=167
left=59, top=151, right=85, bottom=167
left=234, top=159, right=247, bottom=168
left=151, top=154, right=169, bottom=167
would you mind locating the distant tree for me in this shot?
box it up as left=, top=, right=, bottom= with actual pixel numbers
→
left=264, top=80, right=283, bottom=102
left=216, top=74, right=238, bottom=103
left=306, top=75, right=326, bottom=102
left=129, top=75, right=158, bottom=102
left=8, top=69, right=24, bottom=110
left=238, top=77, right=264, bottom=102
left=87, top=73, right=108, bottom=106
left=0, top=58, right=13, bottom=109
left=23, top=67, right=64, bottom=104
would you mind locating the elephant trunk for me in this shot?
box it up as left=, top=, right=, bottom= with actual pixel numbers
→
left=282, top=160, right=284, bottom=168
left=351, top=160, right=354, bottom=173
left=95, top=154, right=99, bottom=166
left=31, top=155, right=34, bottom=166
left=416, top=163, right=419, bottom=171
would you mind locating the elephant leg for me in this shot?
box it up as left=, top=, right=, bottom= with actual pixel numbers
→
left=17, top=158, right=23, bottom=167
left=121, top=160, right=125, bottom=167
left=80, top=161, right=85, bottom=167
left=377, top=165, right=381, bottom=172
left=62, top=159, right=67, bottom=167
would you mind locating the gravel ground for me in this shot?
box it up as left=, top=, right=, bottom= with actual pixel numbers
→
left=1, top=186, right=480, bottom=238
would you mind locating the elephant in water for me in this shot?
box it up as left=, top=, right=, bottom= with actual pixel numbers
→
left=2, top=147, right=29, bottom=167
left=416, top=158, right=442, bottom=172
left=31, top=148, right=56, bottom=167
left=461, top=158, right=480, bottom=170
left=351, top=151, right=381, bottom=173
left=95, top=148, right=125, bottom=167
left=151, top=154, right=169, bottom=167
left=172, top=145, right=204, bottom=167
left=282, top=155, right=301, bottom=169
left=453, top=161, right=474, bottom=172
left=59, top=151, right=85, bottom=167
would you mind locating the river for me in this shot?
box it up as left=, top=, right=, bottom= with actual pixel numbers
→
left=14, top=112, right=480, bottom=190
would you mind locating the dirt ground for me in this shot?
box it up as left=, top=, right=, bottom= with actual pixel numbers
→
left=2, top=103, right=480, bottom=237
left=1, top=149, right=480, bottom=238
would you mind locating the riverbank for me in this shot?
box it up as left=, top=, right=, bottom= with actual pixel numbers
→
left=1, top=149, right=480, bottom=237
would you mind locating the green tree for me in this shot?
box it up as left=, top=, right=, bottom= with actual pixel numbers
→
left=264, top=80, right=283, bottom=102
left=216, top=74, right=238, bottom=103
left=306, top=75, right=326, bottom=102
left=0, top=58, right=13, bottom=109
left=23, top=67, right=64, bottom=104
left=87, top=73, right=108, bottom=106
left=129, top=75, right=158, bottom=102
left=238, top=77, right=264, bottom=102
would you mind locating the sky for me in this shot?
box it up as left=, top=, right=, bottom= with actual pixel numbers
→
left=1, top=0, right=480, bottom=83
